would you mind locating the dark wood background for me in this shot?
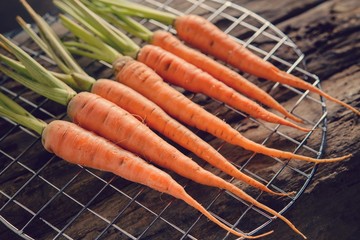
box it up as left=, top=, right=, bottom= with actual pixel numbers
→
left=238, top=0, right=360, bottom=239
left=0, top=0, right=359, bottom=239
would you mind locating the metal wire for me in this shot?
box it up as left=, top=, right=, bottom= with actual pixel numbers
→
left=0, top=0, right=327, bottom=239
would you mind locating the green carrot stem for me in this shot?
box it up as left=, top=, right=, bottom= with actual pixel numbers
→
left=54, top=0, right=139, bottom=59
left=71, top=72, right=95, bottom=92
left=19, top=0, right=86, bottom=75
left=0, top=42, right=10, bottom=52
left=0, top=64, right=75, bottom=106
left=0, top=51, right=81, bottom=91
left=18, top=0, right=97, bottom=92
left=54, top=0, right=108, bottom=42
left=82, top=0, right=153, bottom=41
left=16, top=16, right=72, bottom=75
left=51, top=72, right=84, bottom=91
left=0, top=91, right=47, bottom=135
left=0, top=106, right=46, bottom=135
left=60, top=14, right=121, bottom=63
left=64, top=41, right=113, bottom=64
left=0, top=54, right=30, bottom=77
left=56, top=0, right=139, bottom=55
left=0, top=21, right=81, bottom=104
left=108, top=7, right=153, bottom=42
left=0, top=34, right=72, bottom=91
left=15, top=16, right=52, bottom=58
left=95, top=0, right=177, bottom=25
left=0, top=91, right=35, bottom=118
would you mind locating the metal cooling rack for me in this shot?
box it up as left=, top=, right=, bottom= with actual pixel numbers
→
left=0, top=0, right=328, bottom=239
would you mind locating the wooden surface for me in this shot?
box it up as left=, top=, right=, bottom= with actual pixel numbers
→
left=238, top=0, right=360, bottom=239
left=0, top=0, right=359, bottom=239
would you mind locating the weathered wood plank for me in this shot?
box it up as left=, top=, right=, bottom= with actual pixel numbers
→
left=236, top=0, right=359, bottom=239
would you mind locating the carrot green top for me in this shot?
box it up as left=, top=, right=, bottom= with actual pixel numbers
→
left=53, top=0, right=167, bottom=61
left=0, top=36, right=77, bottom=108
left=16, top=0, right=100, bottom=91
left=49, top=1, right=131, bottom=64
left=84, top=1, right=155, bottom=43
left=0, top=91, right=47, bottom=135
left=54, top=0, right=140, bottom=59
left=2, top=0, right=120, bottom=98
left=21, top=0, right=86, bottom=75
left=59, top=14, right=121, bottom=64
left=92, top=0, right=177, bottom=26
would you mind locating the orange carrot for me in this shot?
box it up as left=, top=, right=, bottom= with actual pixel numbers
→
left=56, top=7, right=351, bottom=166
left=136, top=44, right=310, bottom=132
left=142, top=29, right=303, bottom=123
left=92, top=79, right=290, bottom=196
left=11, top=0, right=287, bottom=198
left=0, top=89, right=268, bottom=238
left=174, top=15, right=360, bottom=115
left=56, top=0, right=309, bottom=132
left=94, top=0, right=358, bottom=115
left=80, top=10, right=302, bottom=123
left=43, top=120, right=272, bottom=239
left=114, top=56, right=351, bottom=165
left=0, top=48, right=280, bottom=236
left=67, top=91, right=305, bottom=239
left=109, top=18, right=302, bottom=122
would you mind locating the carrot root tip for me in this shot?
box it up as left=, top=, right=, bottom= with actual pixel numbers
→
left=274, top=190, right=297, bottom=197
left=298, top=126, right=312, bottom=132
left=322, top=153, right=352, bottom=163
left=256, top=230, right=274, bottom=238
left=246, top=230, right=274, bottom=239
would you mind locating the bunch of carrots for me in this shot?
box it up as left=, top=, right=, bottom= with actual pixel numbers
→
left=0, top=0, right=358, bottom=239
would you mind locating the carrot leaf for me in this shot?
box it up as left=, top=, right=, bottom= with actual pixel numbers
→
left=54, top=0, right=140, bottom=59
left=93, top=0, right=177, bottom=25
left=0, top=91, right=47, bottom=135
left=81, top=0, right=153, bottom=42
left=0, top=51, right=82, bottom=92
left=102, top=7, right=154, bottom=42
left=0, top=91, right=34, bottom=119
left=0, top=34, right=72, bottom=91
left=19, top=0, right=86, bottom=75
left=51, top=72, right=84, bottom=91
left=0, top=64, right=76, bottom=106
left=16, top=16, right=71, bottom=75
left=17, top=1, right=98, bottom=92
left=60, top=14, right=120, bottom=64
left=0, top=54, right=30, bottom=77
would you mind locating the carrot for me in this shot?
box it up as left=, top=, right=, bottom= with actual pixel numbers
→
left=0, top=31, right=304, bottom=238
left=96, top=0, right=359, bottom=115
left=93, top=79, right=292, bottom=196
left=56, top=0, right=311, bottom=132
left=92, top=10, right=303, bottom=123
left=45, top=121, right=273, bottom=239
left=0, top=93, right=263, bottom=239
left=174, top=15, right=359, bottom=115
left=67, top=92, right=304, bottom=239
left=16, top=0, right=290, bottom=197
left=58, top=4, right=352, bottom=164
left=150, top=30, right=303, bottom=123
left=136, top=44, right=310, bottom=132
left=114, top=56, right=351, bottom=164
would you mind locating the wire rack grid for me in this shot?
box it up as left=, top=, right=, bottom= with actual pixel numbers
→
left=0, top=0, right=328, bottom=239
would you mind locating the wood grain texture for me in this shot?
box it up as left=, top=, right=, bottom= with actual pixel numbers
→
left=232, top=0, right=359, bottom=239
